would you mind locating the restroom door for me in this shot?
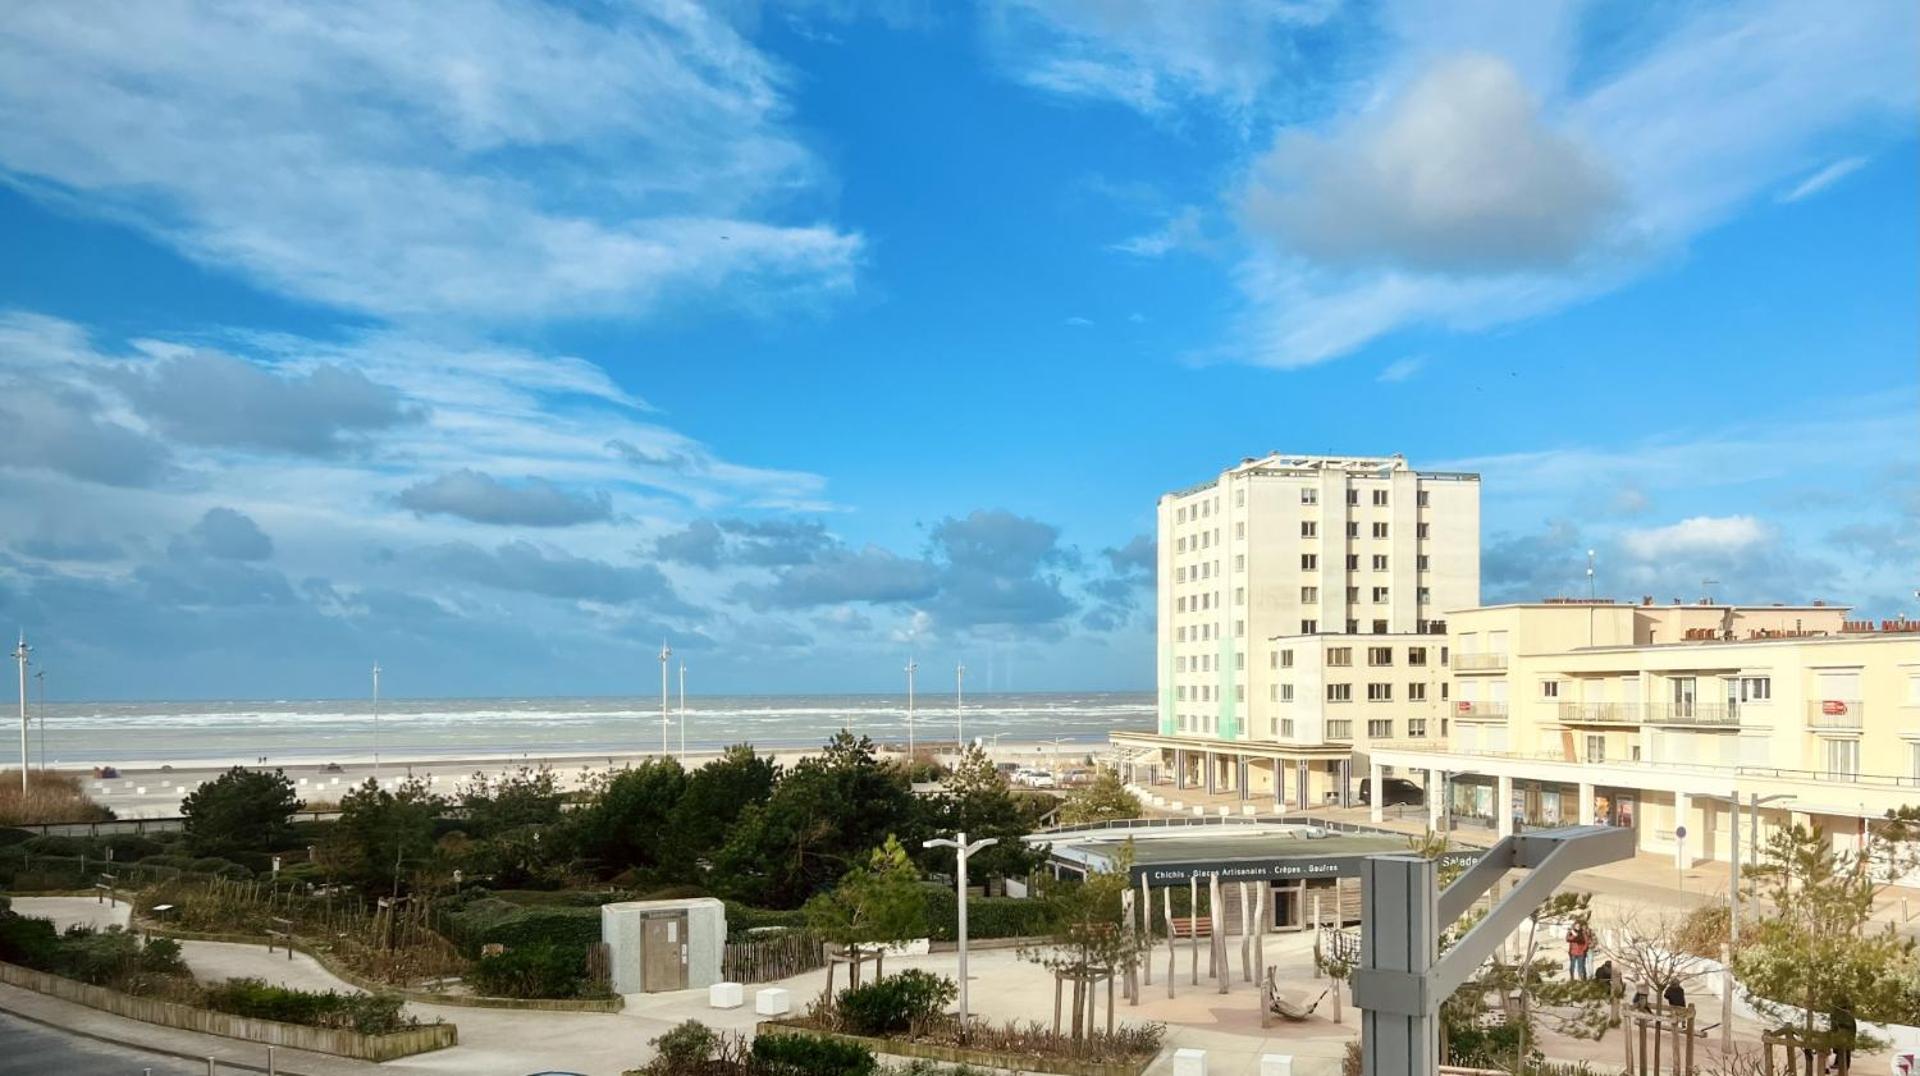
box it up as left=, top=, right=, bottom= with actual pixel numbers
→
left=642, top=913, right=688, bottom=991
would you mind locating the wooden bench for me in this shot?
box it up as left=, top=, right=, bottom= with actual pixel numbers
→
left=1168, top=916, right=1212, bottom=938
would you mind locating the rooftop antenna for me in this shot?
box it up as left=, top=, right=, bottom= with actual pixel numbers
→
left=13, top=633, right=29, bottom=793
left=658, top=642, right=672, bottom=757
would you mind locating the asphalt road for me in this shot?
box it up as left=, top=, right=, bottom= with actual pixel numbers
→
left=0, top=1013, right=203, bottom=1075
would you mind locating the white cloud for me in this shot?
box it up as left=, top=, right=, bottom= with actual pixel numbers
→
left=1620, top=515, right=1769, bottom=560
left=1778, top=156, right=1869, bottom=203
left=1219, top=0, right=1918, bottom=368
left=1375, top=357, right=1425, bottom=383
left=1064, top=315, right=1095, bottom=327
left=1241, top=54, right=1621, bottom=272
left=982, top=0, right=1337, bottom=117
left=1109, top=206, right=1212, bottom=257
left=0, top=1, right=862, bottom=321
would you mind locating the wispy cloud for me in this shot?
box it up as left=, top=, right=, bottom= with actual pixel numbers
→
left=1375, top=357, right=1425, bottom=383
left=1778, top=156, right=1869, bottom=203
left=0, top=2, right=862, bottom=322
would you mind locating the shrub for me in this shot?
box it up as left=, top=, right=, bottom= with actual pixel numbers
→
left=836, top=970, right=956, bottom=1036
left=0, top=770, right=114, bottom=826
left=188, top=857, right=252, bottom=879
left=441, top=899, right=600, bottom=957
left=724, top=901, right=809, bottom=938
left=465, top=943, right=590, bottom=999
left=750, top=1031, right=877, bottom=1076
left=652, top=1019, right=720, bottom=1066
left=22, top=834, right=89, bottom=857
left=102, top=834, right=166, bottom=862
left=920, top=886, right=1056, bottom=941
left=0, top=828, right=36, bottom=847
left=1674, top=903, right=1730, bottom=960
left=200, top=977, right=412, bottom=1034
left=180, top=767, right=301, bottom=857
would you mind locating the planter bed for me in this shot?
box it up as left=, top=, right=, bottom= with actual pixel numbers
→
left=0, top=960, right=456, bottom=1061
left=756, top=1018, right=1157, bottom=1076
left=138, top=921, right=624, bottom=1013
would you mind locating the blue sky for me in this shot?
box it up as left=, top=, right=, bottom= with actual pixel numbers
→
left=0, top=0, right=1914, bottom=700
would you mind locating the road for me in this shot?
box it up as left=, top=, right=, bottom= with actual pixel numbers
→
left=0, top=1012, right=203, bottom=1075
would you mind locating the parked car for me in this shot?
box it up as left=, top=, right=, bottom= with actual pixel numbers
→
left=1014, top=768, right=1057, bottom=789
left=320, top=762, right=344, bottom=773
left=1358, top=777, right=1425, bottom=807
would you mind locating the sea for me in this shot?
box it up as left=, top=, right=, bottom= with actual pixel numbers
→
left=20, top=692, right=1155, bottom=768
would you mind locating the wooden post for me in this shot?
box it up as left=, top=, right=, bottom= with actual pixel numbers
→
left=1312, top=892, right=1323, bottom=978
left=1211, top=873, right=1227, bottom=994
left=1239, top=880, right=1252, bottom=982
left=1053, top=973, right=1063, bottom=1036
left=1252, top=883, right=1265, bottom=989
left=1106, top=972, right=1115, bottom=1036
left=1140, top=874, right=1153, bottom=986
left=1162, top=886, right=1175, bottom=999
left=1188, top=875, right=1199, bottom=985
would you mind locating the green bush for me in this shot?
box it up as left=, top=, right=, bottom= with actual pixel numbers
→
left=440, top=898, right=600, bottom=957
left=724, top=901, right=808, bottom=937
left=188, top=856, right=251, bottom=879
left=200, top=977, right=412, bottom=1034
left=22, top=834, right=89, bottom=857
left=101, top=835, right=166, bottom=861
left=136, top=853, right=197, bottom=871
left=836, top=969, right=956, bottom=1036
left=0, top=828, right=36, bottom=847
left=920, top=886, right=1056, bottom=941
left=651, top=1019, right=720, bottom=1066
left=750, top=1031, right=877, bottom=1075
left=465, top=943, right=591, bottom=999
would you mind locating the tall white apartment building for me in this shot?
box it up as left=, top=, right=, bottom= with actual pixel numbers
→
left=1115, top=454, right=1480, bottom=808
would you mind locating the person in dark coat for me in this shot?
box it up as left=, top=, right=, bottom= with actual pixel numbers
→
left=1662, top=980, right=1686, bottom=1008
left=1830, top=995, right=1857, bottom=1073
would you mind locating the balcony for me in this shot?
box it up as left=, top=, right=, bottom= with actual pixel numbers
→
left=1649, top=704, right=1740, bottom=727
left=1454, top=653, right=1508, bottom=672
left=1557, top=702, right=1643, bottom=726
left=1453, top=701, right=1509, bottom=721
left=1807, top=699, right=1864, bottom=730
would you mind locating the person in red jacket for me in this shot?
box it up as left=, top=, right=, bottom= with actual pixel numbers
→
left=1566, top=922, right=1592, bottom=980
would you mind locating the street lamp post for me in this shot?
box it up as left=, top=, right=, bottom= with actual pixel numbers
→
left=371, top=662, right=382, bottom=781
left=12, top=634, right=29, bottom=793
left=923, top=831, right=997, bottom=1040
left=658, top=643, right=672, bottom=756
left=905, top=657, right=917, bottom=755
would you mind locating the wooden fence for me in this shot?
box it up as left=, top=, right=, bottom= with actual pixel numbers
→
left=0, top=961, right=457, bottom=1061
left=723, top=930, right=826, bottom=984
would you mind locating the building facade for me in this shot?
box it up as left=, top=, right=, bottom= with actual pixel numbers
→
left=1370, top=601, right=1920, bottom=865
left=1116, top=454, right=1479, bottom=808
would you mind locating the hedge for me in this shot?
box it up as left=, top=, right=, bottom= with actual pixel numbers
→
left=920, top=886, right=1057, bottom=942
left=439, top=897, right=601, bottom=958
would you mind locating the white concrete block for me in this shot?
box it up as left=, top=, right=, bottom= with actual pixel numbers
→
left=136, top=787, right=147, bottom=795
left=1260, top=1055, right=1294, bottom=1076
left=1173, top=1048, right=1209, bottom=1076
left=1217, top=806, right=1229, bottom=818
left=1191, top=805, right=1205, bottom=817
left=755, top=987, right=790, bottom=1016
left=1168, top=800, right=1182, bottom=810
left=1242, top=804, right=1257, bottom=816
left=708, top=982, right=743, bottom=1009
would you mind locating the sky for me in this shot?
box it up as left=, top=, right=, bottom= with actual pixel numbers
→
left=0, top=0, right=1915, bottom=701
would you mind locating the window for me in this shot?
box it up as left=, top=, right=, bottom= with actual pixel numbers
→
left=1368, top=647, right=1393, bottom=666
left=1346, top=522, right=1359, bottom=538
left=1176, top=656, right=1187, bottom=672
left=1418, top=587, right=1431, bottom=604
left=1372, top=619, right=1388, bottom=633
left=1281, top=718, right=1296, bottom=737
left=1269, top=684, right=1278, bottom=702
left=1300, top=619, right=1318, bottom=633
left=1372, top=554, right=1389, bottom=570
left=1301, top=521, right=1317, bottom=538
left=1409, top=682, right=1427, bottom=702
left=1346, top=586, right=1360, bottom=602
left=1441, top=682, right=1450, bottom=700
left=1368, top=683, right=1393, bottom=702
left=1201, top=530, right=1210, bottom=548
left=1327, top=647, right=1352, bottom=667
left=1417, top=554, right=1430, bottom=570
left=1301, top=488, right=1318, bottom=504
left=1177, top=626, right=1187, bottom=642
left=1346, top=554, right=1360, bottom=570
left=1825, top=738, right=1860, bottom=780
left=1417, top=523, right=1430, bottom=539
left=1235, top=684, right=1244, bottom=702
left=1234, top=620, right=1245, bottom=637
left=1585, top=735, right=1606, bottom=764
left=1326, top=719, right=1353, bottom=739
left=1327, top=683, right=1352, bottom=702
left=1372, top=489, right=1388, bottom=506
left=1372, top=587, right=1390, bottom=603
left=1368, top=718, right=1393, bottom=738
left=1347, top=489, right=1359, bottom=505
left=1280, top=684, right=1294, bottom=702
left=1176, top=536, right=1186, bottom=553
left=1409, top=717, right=1428, bottom=738
left=1372, top=522, right=1389, bottom=539
left=1176, top=686, right=1188, bottom=701
left=1235, top=521, right=1244, bottom=539
left=1541, top=680, right=1561, bottom=698
left=1201, top=500, right=1210, bottom=517
left=1737, top=676, right=1771, bottom=702
left=1176, top=567, right=1186, bottom=583
left=1235, top=488, right=1245, bottom=507
left=1441, top=646, right=1450, bottom=665
left=1177, top=597, right=1187, bottom=613
left=1177, top=507, right=1186, bottom=523
left=1235, top=587, right=1245, bottom=606
left=1234, top=554, right=1245, bottom=572
left=1408, top=647, right=1428, bottom=666
left=1910, top=742, right=1920, bottom=780
left=1280, top=649, right=1294, bottom=668
left=1235, top=652, right=1245, bottom=670
left=1417, top=490, right=1429, bottom=507
left=1301, top=553, right=1318, bottom=570
left=1346, top=619, right=1359, bottom=633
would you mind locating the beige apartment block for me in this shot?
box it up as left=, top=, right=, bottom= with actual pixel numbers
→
left=1116, top=453, right=1478, bottom=809
left=1370, top=599, right=1920, bottom=865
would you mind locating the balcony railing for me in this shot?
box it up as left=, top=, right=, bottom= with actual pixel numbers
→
left=1453, top=701, right=1509, bottom=720
left=1453, top=653, right=1508, bottom=671
left=1807, top=700, right=1864, bottom=730
left=1648, top=704, right=1740, bottom=727
left=1358, top=746, right=1920, bottom=790
left=1557, top=702, right=1643, bottom=726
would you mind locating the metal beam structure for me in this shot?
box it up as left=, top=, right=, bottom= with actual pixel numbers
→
left=1351, top=825, right=1635, bottom=1076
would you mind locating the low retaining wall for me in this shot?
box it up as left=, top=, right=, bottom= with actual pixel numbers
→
left=0, top=961, right=456, bottom=1061
left=757, top=1019, right=1156, bottom=1076
left=139, top=921, right=624, bottom=1013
